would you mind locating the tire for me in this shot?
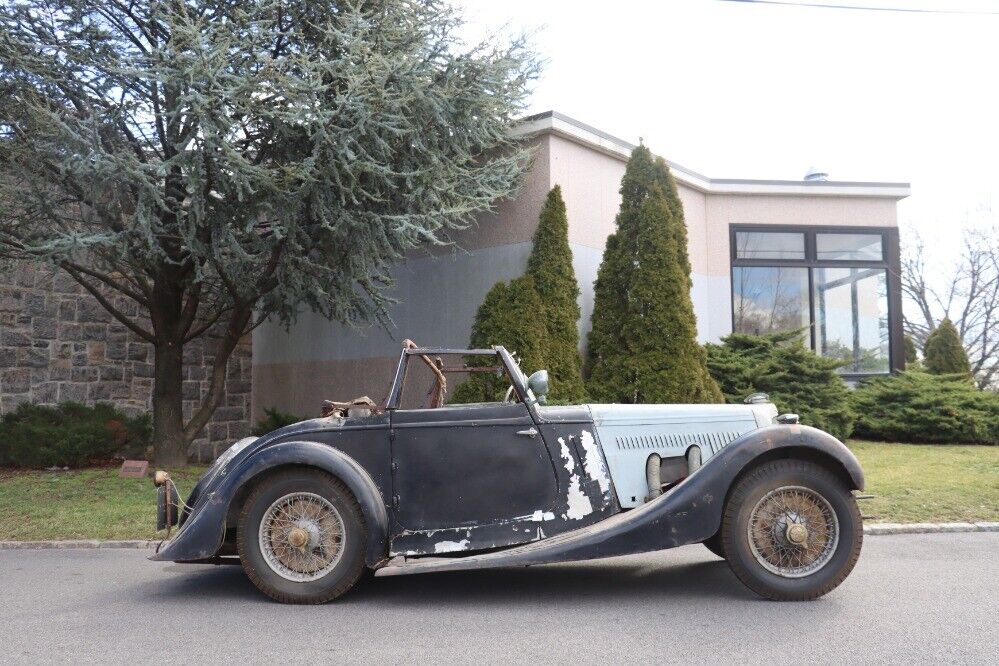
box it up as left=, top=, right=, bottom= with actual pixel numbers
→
left=702, top=533, right=725, bottom=559
left=720, top=460, right=862, bottom=601
left=237, top=469, right=367, bottom=604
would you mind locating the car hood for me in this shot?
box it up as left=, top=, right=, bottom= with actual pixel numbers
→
left=586, top=403, right=777, bottom=429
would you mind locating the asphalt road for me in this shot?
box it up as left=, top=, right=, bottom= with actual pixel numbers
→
left=1, top=533, right=996, bottom=665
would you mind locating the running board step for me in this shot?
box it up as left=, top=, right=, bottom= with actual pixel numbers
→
left=374, top=479, right=711, bottom=577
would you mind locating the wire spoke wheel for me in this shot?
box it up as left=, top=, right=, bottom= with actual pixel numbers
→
left=258, top=492, right=346, bottom=582
left=747, top=485, right=839, bottom=579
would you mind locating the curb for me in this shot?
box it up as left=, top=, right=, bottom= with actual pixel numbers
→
left=2, top=523, right=998, bottom=550
left=863, top=522, right=999, bottom=535
left=0, top=539, right=160, bottom=550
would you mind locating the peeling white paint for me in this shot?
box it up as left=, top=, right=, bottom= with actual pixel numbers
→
left=565, top=474, right=593, bottom=520
left=558, top=437, right=574, bottom=473
left=434, top=539, right=470, bottom=553
left=530, top=510, right=556, bottom=522
left=579, top=429, right=610, bottom=493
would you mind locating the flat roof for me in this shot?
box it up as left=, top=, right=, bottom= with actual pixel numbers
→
left=514, top=111, right=910, bottom=199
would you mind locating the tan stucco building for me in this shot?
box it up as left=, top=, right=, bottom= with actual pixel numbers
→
left=252, top=112, right=910, bottom=418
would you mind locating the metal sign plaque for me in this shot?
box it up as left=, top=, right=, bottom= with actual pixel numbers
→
left=119, top=460, right=149, bottom=479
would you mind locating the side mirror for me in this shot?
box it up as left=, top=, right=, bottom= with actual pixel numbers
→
left=527, top=370, right=549, bottom=404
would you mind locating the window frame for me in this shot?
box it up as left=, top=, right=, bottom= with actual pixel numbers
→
left=729, top=224, right=904, bottom=378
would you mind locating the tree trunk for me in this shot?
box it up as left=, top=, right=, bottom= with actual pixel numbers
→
left=152, top=340, right=188, bottom=468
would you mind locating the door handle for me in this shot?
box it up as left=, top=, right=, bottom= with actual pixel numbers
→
left=516, top=427, right=538, bottom=438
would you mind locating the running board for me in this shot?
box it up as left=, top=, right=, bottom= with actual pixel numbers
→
left=374, top=473, right=718, bottom=577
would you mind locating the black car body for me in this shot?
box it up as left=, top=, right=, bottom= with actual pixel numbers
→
left=152, top=343, right=865, bottom=602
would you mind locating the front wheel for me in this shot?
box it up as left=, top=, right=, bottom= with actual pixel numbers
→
left=719, top=460, right=862, bottom=601
left=237, top=469, right=367, bottom=604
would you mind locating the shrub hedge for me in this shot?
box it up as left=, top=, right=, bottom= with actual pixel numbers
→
left=252, top=407, right=306, bottom=435
left=705, top=331, right=854, bottom=441
left=851, top=371, right=999, bottom=444
left=0, top=402, right=151, bottom=468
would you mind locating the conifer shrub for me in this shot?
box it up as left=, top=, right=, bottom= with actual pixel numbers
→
left=586, top=145, right=722, bottom=403
left=851, top=372, right=999, bottom=444
left=0, top=402, right=151, bottom=468
left=526, top=186, right=586, bottom=403
left=923, top=319, right=971, bottom=376
left=452, top=276, right=548, bottom=403
left=705, top=331, right=854, bottom=441
left=252, top=407, right=306, bottom=435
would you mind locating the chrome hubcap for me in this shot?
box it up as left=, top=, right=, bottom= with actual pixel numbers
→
left=258, top=492, right=345, bottom=582
left=748, top=486, right=839, bottom=578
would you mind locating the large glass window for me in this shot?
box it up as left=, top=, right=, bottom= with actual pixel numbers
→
left=733, top=267, right=810, bottom=336
left=730, top=227, right=896, bottom=375
left=816, top=233, right=883, bottom=261
left=814, top=268, right=889, bottom=373
left=735, top=231, right=806, bottom=260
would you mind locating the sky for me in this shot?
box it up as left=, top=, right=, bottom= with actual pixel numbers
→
left=457, top=0, right=999, bottom=274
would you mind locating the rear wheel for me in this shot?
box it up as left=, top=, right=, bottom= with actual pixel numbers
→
left=720, top=460, right=862, bottom=601
left=237, top=469, right=367, bottom=604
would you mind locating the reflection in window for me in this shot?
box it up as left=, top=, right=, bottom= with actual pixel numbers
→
left=816, top=233, right=883, bottom=261
left=733, top=267, right=810, bottom=336
left=735, top=231, right=806, bottom=260
left=814, top=268, right=889, bottom=373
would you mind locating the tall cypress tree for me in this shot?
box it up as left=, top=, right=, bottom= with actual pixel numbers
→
left=526, top=186, right=586, bottom=403
left=586, top=145, right=722, bottom=403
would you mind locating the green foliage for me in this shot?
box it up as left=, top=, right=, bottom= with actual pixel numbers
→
left=923, top=319, right=971, bottom=376
left=904, top=334, right=919, bottom=365
left=0, top=402, right=151, bottom=468
left=586, top=145, right=722, bottom=403
left=0, top=0, right=537, bottom=458
left=453, top=276, right=547, bottom=403
left=252, top=407, right=306, bottom=436
left=706, top=331, right=855, bottom=441
left=851, top=371, right=999, bottom=445
left=525, top=186, right=585, bottom=403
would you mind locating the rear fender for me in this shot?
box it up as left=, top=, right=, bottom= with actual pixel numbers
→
left=149, top=441, right=389, bottom=566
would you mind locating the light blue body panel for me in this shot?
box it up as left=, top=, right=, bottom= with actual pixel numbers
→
left=587, top=403, right=777, bottom=508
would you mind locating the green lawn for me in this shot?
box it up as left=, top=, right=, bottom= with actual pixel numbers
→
left=0, top=466, right=206, bottom=541
left=848, top=441, right=998, bottom=524
left=0, top=442, right=996, bottom=541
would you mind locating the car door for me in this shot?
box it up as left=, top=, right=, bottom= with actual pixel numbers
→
left=390, top=401, right=560, bottom=542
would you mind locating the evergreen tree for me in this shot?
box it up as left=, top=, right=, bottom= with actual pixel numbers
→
left=923, top=319, right=972, bottom=375
left=904, top=335, right=919, bottom=365
left=526, top=186, right=586, bottom=403
left=586, top=145, right=722, bottom=403
left=0, top=0, right=536, bottom=465
left=452, top=277, right=548, bottom=403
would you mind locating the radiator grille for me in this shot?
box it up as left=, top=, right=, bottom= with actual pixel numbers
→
left=614, top=431, right=741, bottom=455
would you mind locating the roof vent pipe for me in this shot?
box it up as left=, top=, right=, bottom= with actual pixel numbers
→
left=804, top=166, right=828, bottom=182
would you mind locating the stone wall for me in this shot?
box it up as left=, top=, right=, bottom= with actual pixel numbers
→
left=0, top=261, right=252, bottom=461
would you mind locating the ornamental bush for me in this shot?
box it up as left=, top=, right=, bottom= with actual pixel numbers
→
left=586, top=145, right=722, bottom=403
left=452, top=276, right=548, bottom=404
left=705, top=331, right=855, bottom=441
left=0, top=402, right=151, bottom=468
left=526, top=186, right=586, bottom=403
left=923, top=319, right=972, bottom=376
left=851, top=372, right=999, bottom=444
left=252, top=407, right=307, bottom=436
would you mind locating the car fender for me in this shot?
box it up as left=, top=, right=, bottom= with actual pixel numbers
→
left=149, top=440, right=389, bottom=566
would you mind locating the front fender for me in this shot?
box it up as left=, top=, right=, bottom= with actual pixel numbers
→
left=150, top=441, right=389, bottom=566
left=496, top=424, right=864, bottom=562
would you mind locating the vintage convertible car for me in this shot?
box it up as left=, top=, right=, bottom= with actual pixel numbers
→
left=151, top=341, right=865, bottom=603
